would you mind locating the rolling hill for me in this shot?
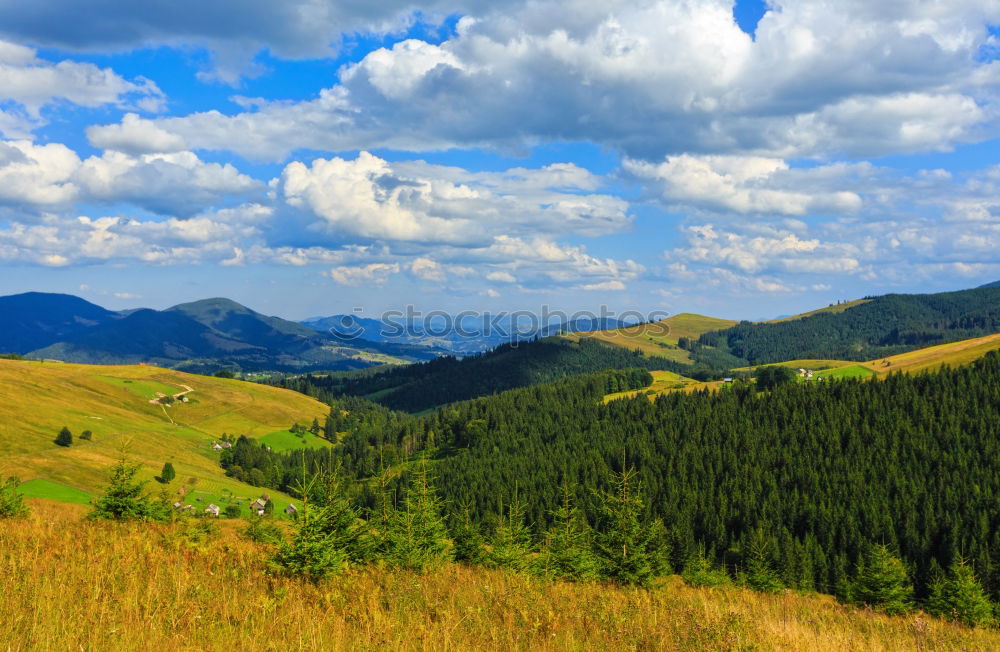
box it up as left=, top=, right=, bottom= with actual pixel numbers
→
left=563, top=312, right=738, bottom=363
left=284, top=336, right=691, bottom=413
left=0, top=358, right=330, bottom=512
left=696, top=284, right=1000, bottom=365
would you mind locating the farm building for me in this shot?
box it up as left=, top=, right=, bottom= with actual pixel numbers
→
left=284, top=504, right=298, bottom=517
left=204, top=504, right=220, bottom=517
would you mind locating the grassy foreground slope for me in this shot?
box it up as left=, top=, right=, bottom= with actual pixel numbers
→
left=2, top=502, right=996, bottom=652
left=0, top=359, right=328, bottom=506
left=566, top=313, right=738, bottom=362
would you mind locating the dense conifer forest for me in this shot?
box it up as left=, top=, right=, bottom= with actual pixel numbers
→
left=696, top=285, right=1000, bottom=364
left=232, top=353, right=1000, bottom=604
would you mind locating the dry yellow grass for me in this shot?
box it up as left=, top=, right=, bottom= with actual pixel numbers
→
left=0, top=358, right=327, bottom=505
left=731, top=359, right=860, bottom=373
left=859, top=333, right=1000, bottom=375
left=1, top=501, right=996, bottom=651
left=566, top=313, right=738, bottom=363
left=603, top=370, right=701, bottom=403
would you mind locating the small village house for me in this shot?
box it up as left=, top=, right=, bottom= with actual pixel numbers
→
left=250, top=498, right=267, bottom=516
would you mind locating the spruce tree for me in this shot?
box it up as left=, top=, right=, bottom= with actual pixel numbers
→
left=159, top=462, right=176, bottom=484
left=682, top=546, right=730, bottom=588
left=926, top=558, right=995, bottom=627
left=382, top=461, right=451, bottom=571
left=485, top=494, right=535, bottom=572
left=852, top=544, right=914, bottom=615
left=0, top=476, right=29, bottom=519
left=270, top=472, right=372, bottom=581
left=742, top=530, right=783, bottom=593
left=450, top=502, right=487, bottom=565
left=540, top=482, right=598, bottom=581
left=54, top=427, right=73, bottom=447
left=90, top=454, right=168, bottom=522
left=593, top=465, right=668, bottom=587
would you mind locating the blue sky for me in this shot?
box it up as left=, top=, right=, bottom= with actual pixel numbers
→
left=0, top=0, right=998, bottom=321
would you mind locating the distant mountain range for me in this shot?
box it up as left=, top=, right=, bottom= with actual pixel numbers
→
left=300, top=314, right=633, bottom=355
left=0, top=293, right=631, bottom=372
left=0, top=293, right=442, bottom=373
left=4, top=282, right=999, bottom=374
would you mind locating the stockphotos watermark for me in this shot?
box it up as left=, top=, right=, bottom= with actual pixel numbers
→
left=326, top=306, right=672, bottom=343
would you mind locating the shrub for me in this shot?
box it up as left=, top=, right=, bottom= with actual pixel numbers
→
left=54, top=427, right=72, bottom=447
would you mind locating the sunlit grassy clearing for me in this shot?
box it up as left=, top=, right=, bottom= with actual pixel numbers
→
left=257, top=429, right=333, bottom=452
left=859, top=333, right=1000, bottom=375
left=814, top=366, right=877, bottom=380
left=17, top=478, right=92, bottom=505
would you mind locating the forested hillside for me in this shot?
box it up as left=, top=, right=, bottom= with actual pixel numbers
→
left=696, top=285, right=1000, bottom=364
left=241, top=354, right=1000, bottom=602
left=275, top=337, right=700, bottom=412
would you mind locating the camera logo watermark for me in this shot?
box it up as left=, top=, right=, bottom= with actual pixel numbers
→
left=327, top=305, right=672, bottom=344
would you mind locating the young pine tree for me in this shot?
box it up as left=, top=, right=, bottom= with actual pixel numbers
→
left=742, top=530, right=784, bottom=593
left=89, top=454, right=168, bottom=522
left=592, top=466, right=669, bottom=587
left=926, top=557, right=995, bottom=627
left=159, top=462, right=176, bottom=484
left=449, top=502, right=487, bottom=565
left=382, top=461, right=452, bottom=571
left=0, top=476, right=29, bottom=519
left=54, top=427, right=73, bottom=447
left=485, top=494, right=535, bottom=572
left=540, top=481, right=598, bottom=581
left=852, top=544, right=914, bottom=615
left=270, top=471, right=372, bottom=581
left=682, top=546, right=731, bottom=588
